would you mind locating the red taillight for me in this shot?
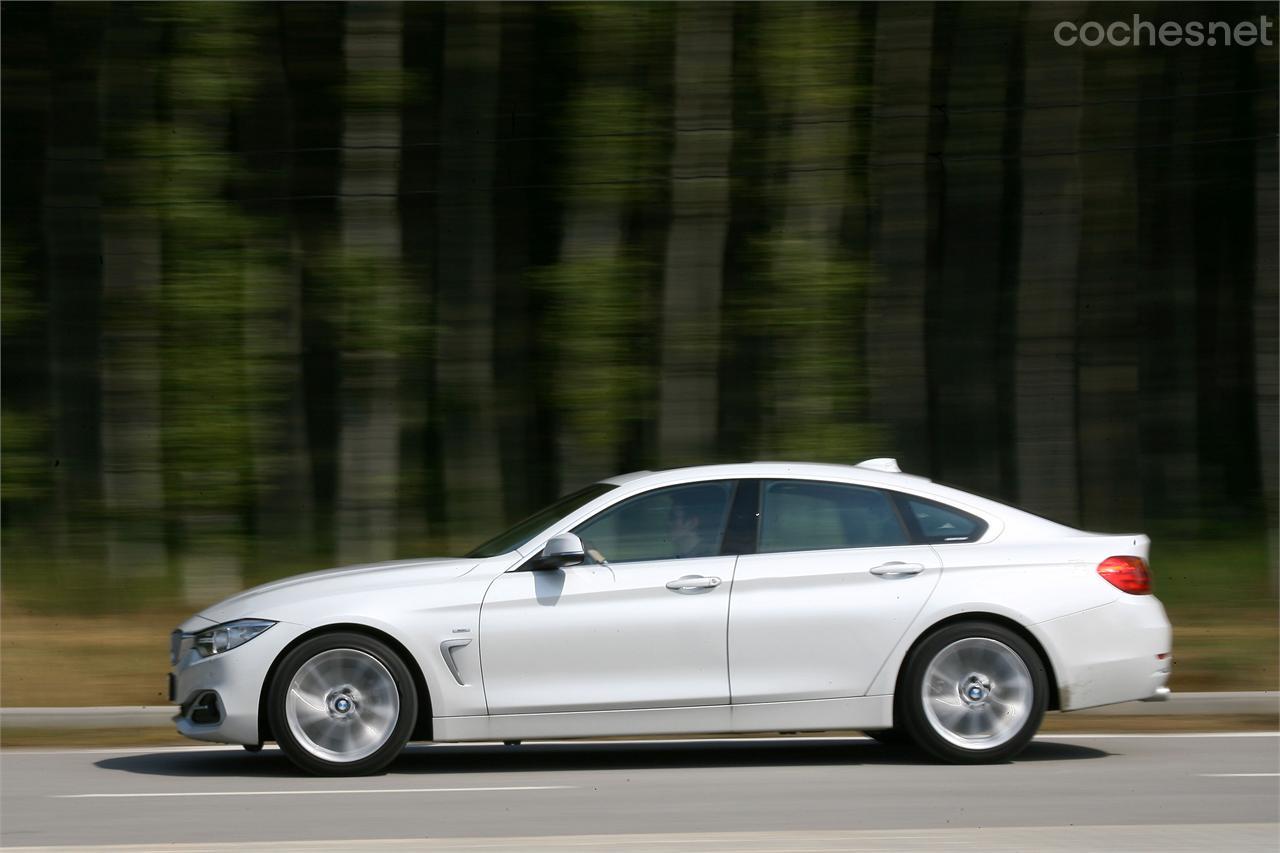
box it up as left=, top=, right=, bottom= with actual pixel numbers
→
left=1097, top=555, right=1152, bottom=594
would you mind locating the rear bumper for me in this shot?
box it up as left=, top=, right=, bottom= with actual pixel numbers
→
left=1032, top=594, right=1172, bottom=711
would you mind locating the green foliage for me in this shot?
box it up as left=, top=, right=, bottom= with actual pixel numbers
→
left=537, top=3, right=666, bottom=462
left=1, top=234, right=49, bottom=513
left=311, top=247, right=411, bottom=354
left=750, top=236, right=878, bottom=461
left=0, top=232, right=37, bottom=336
left=758, top=4, right=862, bottom=115
left=561, top=83, right=661, bottom=202
left=748, top=4, right=878, bottom=462
left=1, top=409, right=50, bottom=507
left=536, top=253, right=655, bottom=454
left=345, top=70, right=405, bottom=114
left=145, top=11, right=258, bottom=517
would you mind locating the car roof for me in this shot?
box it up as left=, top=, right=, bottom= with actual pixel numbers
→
left=600, top=460, right=931, bottom=489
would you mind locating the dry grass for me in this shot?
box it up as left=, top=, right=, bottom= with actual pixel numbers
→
left=1, top=607, right=186, bottom=707
left=0, top=727, right=191, bottom=748
left=1165, top=610, right=1279, bottom=691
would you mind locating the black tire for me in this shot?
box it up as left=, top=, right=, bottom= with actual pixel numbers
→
left=268, top=632, right=418, bottom=776
left=898, top=621, right=1047, bottom=764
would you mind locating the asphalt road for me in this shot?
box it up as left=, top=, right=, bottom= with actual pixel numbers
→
left=2, top=733, right=1277, bottom=852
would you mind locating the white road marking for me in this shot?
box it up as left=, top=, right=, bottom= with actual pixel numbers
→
left=1201, top=773, right=1280, bottom=778
left=55, top=785, right=572, bottom=799
left=5, top=731, right=1277, bottom=756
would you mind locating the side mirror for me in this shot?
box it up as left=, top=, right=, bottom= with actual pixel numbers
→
left=531, top=533, right=586, bottom=570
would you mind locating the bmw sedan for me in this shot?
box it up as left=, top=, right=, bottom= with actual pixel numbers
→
left=170, top=460, right=1172, bottom=775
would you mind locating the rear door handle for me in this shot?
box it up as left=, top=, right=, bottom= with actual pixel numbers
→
left=869, top=562, right=925, bottom=577
left=666, top=575, right=722, bottom=591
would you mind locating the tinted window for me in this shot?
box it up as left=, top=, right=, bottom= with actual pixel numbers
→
left=901, top=496, right=987, bottom=543
left=467, top=484, right=617, bottom=557
left=759, top=480, right=909, bottom=553
left=574, top=481, right=735, bottom=563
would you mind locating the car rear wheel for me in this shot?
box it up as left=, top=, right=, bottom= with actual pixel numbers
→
left=899, top=621, right=1047, bottom=764
left=268, top=632, right=417, bottom=776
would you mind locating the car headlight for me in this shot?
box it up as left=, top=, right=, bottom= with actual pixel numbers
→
left=193, top=619, right=276, bottom=658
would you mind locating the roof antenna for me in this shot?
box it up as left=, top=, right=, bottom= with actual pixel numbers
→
left=856, top=458, right=901, bottom=473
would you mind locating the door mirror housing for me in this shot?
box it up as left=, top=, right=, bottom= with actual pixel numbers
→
left=531, top=533, right=586, bottom=570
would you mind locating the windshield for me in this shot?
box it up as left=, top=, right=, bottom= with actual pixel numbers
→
left=466, top=483, right=618, bottom=558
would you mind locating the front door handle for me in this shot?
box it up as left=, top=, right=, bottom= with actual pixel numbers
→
left=869, top=562, right=925, bottom=577
left=666, top=575, right=722, bottom=592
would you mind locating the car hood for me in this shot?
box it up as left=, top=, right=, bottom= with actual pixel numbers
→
left=197, top=557, right=480, bottom=625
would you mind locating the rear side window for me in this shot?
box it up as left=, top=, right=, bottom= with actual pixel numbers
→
left=759, top=480, right=910, bottom=553
left=897, top=495, right=987, bottom=543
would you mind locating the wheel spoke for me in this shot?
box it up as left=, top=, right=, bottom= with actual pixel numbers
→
left=920, top=636, right=1035, bottom=750
left=931, top=654, right=968, bottom=685
left=928, top=698, right=968, bottom=729
left=284, top=648, right=400, bottom=764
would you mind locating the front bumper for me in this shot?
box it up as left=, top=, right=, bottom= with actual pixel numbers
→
left=170, top=619, right=309, bottom=745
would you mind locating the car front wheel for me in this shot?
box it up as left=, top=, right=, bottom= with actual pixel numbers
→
left=268, top=632, right=417, bottom=776
left=899, top=621, right=1047, bottom=764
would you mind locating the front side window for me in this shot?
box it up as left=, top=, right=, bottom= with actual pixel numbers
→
left=574, top=481, right=735, bottom=563
left=467, top=484, right=618, bottom=557
left=759, top=480, right=909, bottom=553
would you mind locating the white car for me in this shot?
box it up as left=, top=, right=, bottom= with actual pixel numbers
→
left=170, top=460, right=1172, bottom=775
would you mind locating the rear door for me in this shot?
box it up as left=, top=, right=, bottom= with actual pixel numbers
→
left=728, top=479, right=942, bottom=704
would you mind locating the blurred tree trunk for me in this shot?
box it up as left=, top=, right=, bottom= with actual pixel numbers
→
left=492, top=4, right=559, bottom=520
left=1, top=4, right=56, bottom=545
left=159, top=7, right=253, bottom=605
left=281, top=3, right=344, bottom=564
left=43, top=3, right=106, bottom=565
left=1254, top=45, right=1279, bottom=587
left=867, top=2, right=933, bottom=473
left=657, top=3, right=732, bottom=468
left=434, top=1, right=503, bottom=551
left=1013, top=2, right=1082, bottom=524
left=548, top=6, right=656, bottom=490
left=397, top=2, right=443, bottom=551
left=1135, top=48, right=1201, bottom=531
left=239, top=7, right=313, bottom=567
left=1076, top=48, right=1141, bottom=530
left=1188, top=47, right=1262, bottom=533
left=100, top=5, right=167, bottom=578
left=337, top=1, right=403, bottom=565
left=717, top=4, right=769, bottom=464
left=928, top=3, right=1019, bottom=497
left=755, top=4, right=870, bottom=462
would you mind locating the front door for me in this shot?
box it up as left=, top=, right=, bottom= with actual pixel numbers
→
left=479, top=480, right=740, bottom=715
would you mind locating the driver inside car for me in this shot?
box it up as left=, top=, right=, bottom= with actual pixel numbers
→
left=668, top=487, right=726, bottom=559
